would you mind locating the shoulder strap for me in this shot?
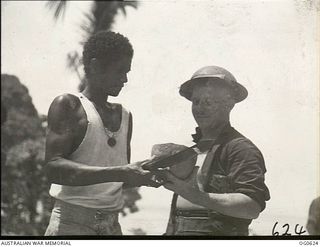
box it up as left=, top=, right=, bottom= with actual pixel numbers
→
left=164, top=193, right=178, bottom=235
left=127, top=112, right=132, bottom=163
left=202, top=127, right=244, bottom=191
left=77, top=93, right=101, bottom=125
left=202, top=145, right=224, bottom=192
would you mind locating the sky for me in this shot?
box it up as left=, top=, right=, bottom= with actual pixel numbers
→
left=2, top=0, right=319, bottom=235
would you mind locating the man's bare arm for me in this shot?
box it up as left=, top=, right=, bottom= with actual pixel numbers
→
left=192, top=190, right=261, bottom=219
left=163, top=172, right=261, bottom=219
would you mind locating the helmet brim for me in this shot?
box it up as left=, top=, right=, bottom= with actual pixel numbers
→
left=179, top=77, right=248, bottom=103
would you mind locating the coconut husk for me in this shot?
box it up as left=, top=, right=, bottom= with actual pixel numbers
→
left=143, top=143, right=197, bottom=179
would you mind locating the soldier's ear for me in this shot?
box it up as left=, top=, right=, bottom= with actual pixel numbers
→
left=89, top=58, right=99, bottom=74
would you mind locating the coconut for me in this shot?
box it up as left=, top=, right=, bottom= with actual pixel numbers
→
left=150, top=143, right=197, bottom=179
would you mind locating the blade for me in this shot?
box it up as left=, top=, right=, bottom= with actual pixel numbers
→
left=143, top=139, right=214, bottom=170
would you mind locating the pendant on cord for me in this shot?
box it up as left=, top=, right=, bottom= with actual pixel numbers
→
left=104, top=127, right=117, bottom=147
left=108, top=137, right=117, bottom=147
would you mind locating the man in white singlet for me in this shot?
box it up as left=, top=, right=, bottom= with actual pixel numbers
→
left=44, top=31, right=159, bottom=236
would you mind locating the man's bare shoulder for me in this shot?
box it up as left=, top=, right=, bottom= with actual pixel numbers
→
left=50, top=93, right=81, bottom=112
left=47, top=93, right=84, bottom=129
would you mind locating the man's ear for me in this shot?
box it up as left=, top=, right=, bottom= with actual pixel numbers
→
left=89, top=58, right=98, bottom=75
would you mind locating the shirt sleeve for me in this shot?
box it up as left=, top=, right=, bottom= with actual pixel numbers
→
left=306, top=197, right=320, bottom=235
left=224, top=138, right=270, bottom=211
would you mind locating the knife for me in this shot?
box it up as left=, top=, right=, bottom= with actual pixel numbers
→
left=142, top=139, right=214, bottom=171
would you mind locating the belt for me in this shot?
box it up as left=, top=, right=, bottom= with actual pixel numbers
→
left=175, top=209, right=219, bottom=217
left=94, top=210, right=118, bottom=220
left=54, top=199, right=119, bottom=221
left=174, top=209, right=250, bottom=235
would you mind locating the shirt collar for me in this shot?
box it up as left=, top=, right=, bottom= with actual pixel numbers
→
left=192, top=122, right=233, bottom=144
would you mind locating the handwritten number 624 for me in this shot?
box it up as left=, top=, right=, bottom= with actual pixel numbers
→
left=272, top=222, right=306, bottom=236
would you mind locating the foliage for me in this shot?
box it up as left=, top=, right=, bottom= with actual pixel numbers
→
left=46, top=1, right=138, bottom=40
left=120, top=188, right=142, bottom=216
left=1, top=75, right=44, bottom=151
left=1, top=74, right=50, bottom=235
left=45, top=1, right=68, bottom=21
left=1, top=138, right=52, bottom=235
left=46, top=1, right=139, bottom=91
left=79, top=1, right=139, bottom=40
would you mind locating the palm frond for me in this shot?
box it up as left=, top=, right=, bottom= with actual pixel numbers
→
left=118, top=5, right=127, bottom=16
left=121, top=0, right=139, bottom=9
left=80, top=23, right=94, bottom=38
left=75, top=1, right=140, bottom=41
left=92, top=1, right=117, bottom=33
left=46, top=1, right=68, bottom=21
left=83, top=12, right=95, bottom=25
left=118, top=1, right=139, bottom=16
left=66, top=51, right=81, bottom=69
left=79, top=11, right=95, bottom=41
left=66, top=51, right=83, bottom=83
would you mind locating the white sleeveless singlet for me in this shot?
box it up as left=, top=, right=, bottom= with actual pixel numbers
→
left=49, top=93, right=130, bottom=210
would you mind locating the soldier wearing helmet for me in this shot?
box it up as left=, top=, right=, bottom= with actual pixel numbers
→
left=162, top=66, right=270, bottom=236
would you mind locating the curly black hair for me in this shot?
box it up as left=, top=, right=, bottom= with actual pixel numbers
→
left=82, top=31, right=134, bottom=77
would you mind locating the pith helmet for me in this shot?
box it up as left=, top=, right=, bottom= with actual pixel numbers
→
left=179, top=66, right=248, bottom=103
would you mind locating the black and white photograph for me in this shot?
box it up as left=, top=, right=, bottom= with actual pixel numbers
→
left=1, top=0, right=319, bottom=241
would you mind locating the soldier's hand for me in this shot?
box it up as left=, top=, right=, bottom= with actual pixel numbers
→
left=123, top=159, right=163, bottom=188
